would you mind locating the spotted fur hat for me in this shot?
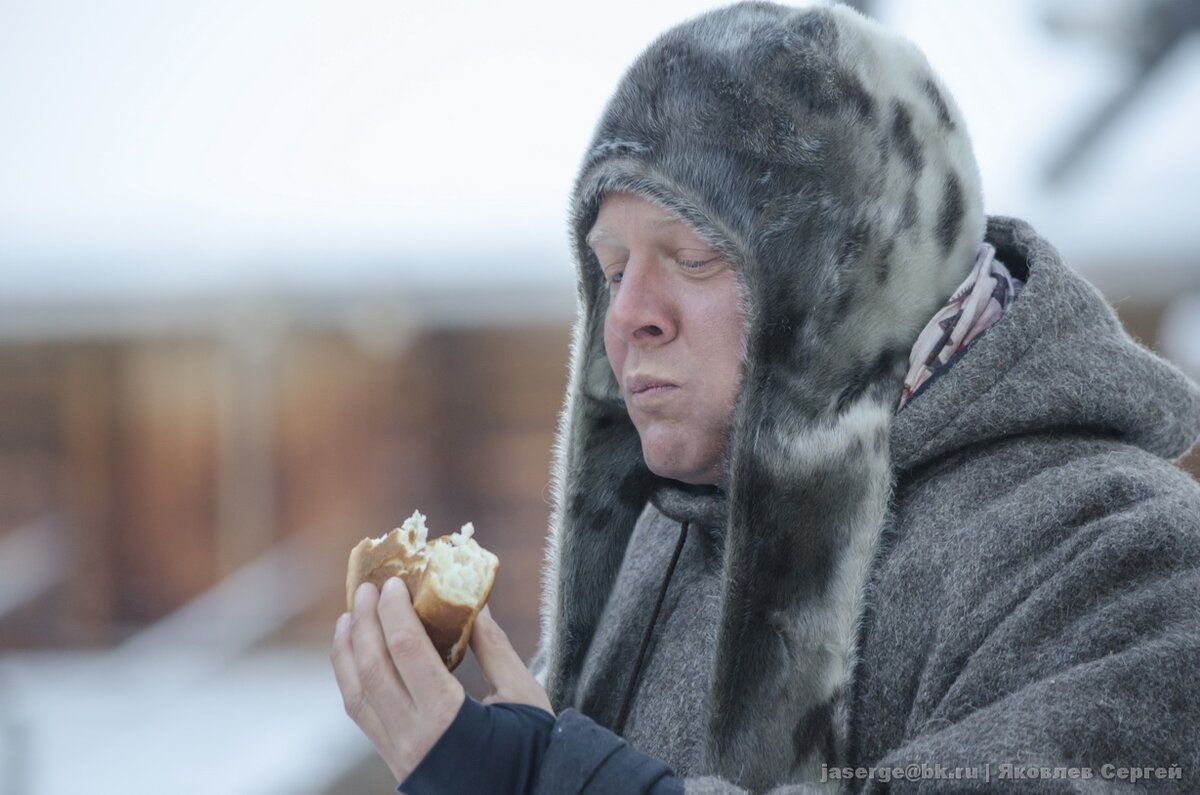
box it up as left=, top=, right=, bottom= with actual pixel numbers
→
left=538, top=3, right=984, bottom=788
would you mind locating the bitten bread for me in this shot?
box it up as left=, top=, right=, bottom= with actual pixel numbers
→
left=345, top=510, right=499, bottom=671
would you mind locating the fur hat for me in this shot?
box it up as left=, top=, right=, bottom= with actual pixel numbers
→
left=539, top=2, right=984, bottom=788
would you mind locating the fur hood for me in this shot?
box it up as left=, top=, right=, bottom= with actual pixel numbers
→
left=538, top=2, right=985, bottom=789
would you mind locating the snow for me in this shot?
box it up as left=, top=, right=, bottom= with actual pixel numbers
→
left=0, top=647, right=374, bottom=795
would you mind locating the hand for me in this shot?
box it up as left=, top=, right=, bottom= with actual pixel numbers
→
left=331, top=579, right=554, bottom=784
left=331, top=579, right=465, bottom=783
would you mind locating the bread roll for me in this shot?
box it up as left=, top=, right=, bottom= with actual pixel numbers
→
left=346, top=510, right=499, bottom=671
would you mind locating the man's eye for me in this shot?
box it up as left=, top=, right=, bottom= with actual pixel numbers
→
left=679, top=257, right=718, bottom=269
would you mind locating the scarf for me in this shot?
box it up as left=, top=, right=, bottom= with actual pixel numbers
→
left=899, top=243, right=1020, bottom=411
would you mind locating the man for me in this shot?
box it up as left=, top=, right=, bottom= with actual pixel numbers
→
left=332, top=3, right=1200, bottom=792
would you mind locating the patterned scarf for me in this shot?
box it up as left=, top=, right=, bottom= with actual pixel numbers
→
left=899, top=243, right=1020, bottom=410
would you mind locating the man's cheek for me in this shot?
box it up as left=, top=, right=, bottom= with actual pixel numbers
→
left=602, top=331, right=622, bottom=376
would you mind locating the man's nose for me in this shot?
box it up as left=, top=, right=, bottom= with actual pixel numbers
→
left=606, top=259, right=675, bottom=343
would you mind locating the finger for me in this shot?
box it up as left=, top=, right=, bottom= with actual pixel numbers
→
left=471, top=605, right=527, bottom=686
left=330, top=611, right=390, bottom=744
left=472, top=606, right=553, bottom=713
left=376, top=577, right=462, bottom=714
left=350, top=582, right=417, bottom=716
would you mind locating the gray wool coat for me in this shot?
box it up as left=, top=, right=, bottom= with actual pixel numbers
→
left=529, top=4, right=1200, bottom=792
left=536, top=218, right=1200, bottom=793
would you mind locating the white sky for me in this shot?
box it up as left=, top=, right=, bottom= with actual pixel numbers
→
left=1, top=0, right=1197, bottom=301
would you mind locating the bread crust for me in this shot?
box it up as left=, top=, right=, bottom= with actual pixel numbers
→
left=344, top=524, right=427, bottom=611
left=345, top=522, right=498, bottom=671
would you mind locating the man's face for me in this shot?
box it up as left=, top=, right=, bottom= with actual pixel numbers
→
left=588, top=191, right=745, bottom=485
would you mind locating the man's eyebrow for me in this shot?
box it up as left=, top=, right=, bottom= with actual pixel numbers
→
left=585, top=215, right=685, bottom=248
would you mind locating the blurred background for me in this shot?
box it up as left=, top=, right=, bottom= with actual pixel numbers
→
left=0, top=0, right=1198, bottom=792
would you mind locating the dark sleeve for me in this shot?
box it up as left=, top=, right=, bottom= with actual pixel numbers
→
left=400, top=697, right=554, bottom=795
left=534, top=709, right=683, bottom=795
left=401, top=697, right=683, bottom=795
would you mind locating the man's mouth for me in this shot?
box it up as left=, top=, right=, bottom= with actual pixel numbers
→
left=628, top=375, right=678, bottom=396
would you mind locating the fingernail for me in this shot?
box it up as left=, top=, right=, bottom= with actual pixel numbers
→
left=382, top=577, right=402, bottom=594
left=480, top=604, right=491, bottom=618
left=334, top=613, right=350, bottom=637
left=354, top=582, right=372, bottom=607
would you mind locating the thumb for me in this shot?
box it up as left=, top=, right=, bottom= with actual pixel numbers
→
left=471, top=605, right=523, bottom=681
left=471, top=606, right=553, bottom=714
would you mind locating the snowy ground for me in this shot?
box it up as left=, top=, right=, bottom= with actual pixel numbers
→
left=0, top=646, right=376, bottom=795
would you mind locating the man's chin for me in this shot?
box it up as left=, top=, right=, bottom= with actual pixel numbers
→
left=642, top=449, right=717, bottom=486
